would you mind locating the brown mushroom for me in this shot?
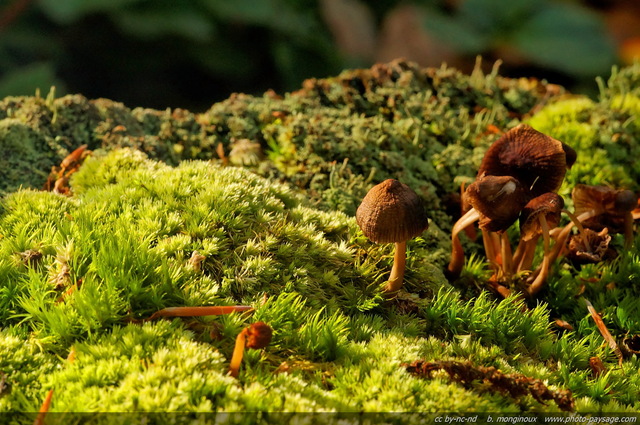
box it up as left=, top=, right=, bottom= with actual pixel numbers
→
left=572, top=184, right=638, bottom=249
left=513, top=193, right=564, bottom=272
left=512, top=193, right=564, bottom=295
left=447, top=125, right=572, bottom=279
left=566, top=228, right=613, bottom=264
left=447, top=175, right=529, bottom=278
left=229, top=321, right=273, bottom=378
left=562, top=142, right=577, bottom=169
left=477, top=124, right=570, bottom=198
left=356, top=179, right=429, bottom=294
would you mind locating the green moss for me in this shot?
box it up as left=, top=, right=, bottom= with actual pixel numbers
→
left=528, top=64, right=640, bottom=197
left=3, top=61, right=640, bottom=416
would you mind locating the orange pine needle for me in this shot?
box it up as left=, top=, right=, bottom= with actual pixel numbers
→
left=145, top=305, right=253, bottom=321
left=33, top=389, right=54, bottom=425
left=584, top=298, right=624, bottom=366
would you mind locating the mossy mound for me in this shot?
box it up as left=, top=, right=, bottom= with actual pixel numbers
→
left=528, top=64, right=640, bottom=200
left=2, top=60, right=640, bottom=417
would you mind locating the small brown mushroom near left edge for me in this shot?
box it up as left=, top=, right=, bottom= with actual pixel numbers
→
left=229, top=322, right=273, bottom=378
left=356, top=179, right=429, bottom=295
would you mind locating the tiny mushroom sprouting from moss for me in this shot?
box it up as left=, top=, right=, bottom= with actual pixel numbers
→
left=447, top=124, right=572, bottom=280
left=356, top=179, right=429, bottom=295
left=229, top=321, right=273, bottom=378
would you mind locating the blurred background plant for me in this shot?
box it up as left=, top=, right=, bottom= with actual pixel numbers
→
left=0, top=0, right=637, bottom=111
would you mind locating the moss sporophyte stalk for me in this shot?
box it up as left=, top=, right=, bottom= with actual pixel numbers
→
left=1, top=60, right=640, bottom=415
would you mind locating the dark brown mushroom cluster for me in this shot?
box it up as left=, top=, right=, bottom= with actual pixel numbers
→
left=355, top=124, right=639, bottom=299
left=446, top=124, right=639, bottom=296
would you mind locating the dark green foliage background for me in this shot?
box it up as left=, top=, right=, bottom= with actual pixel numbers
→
left=0, top=0, right=618, bottom=110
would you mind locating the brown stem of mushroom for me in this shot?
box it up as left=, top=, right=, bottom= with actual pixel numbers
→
left=229, top=327, right=249, bottom=378
left=562, top=209, right=591, bottom=252
left=583, top=298, right=624, bottom=366
left=548, top=210, right=600, bottom=266
left=385, top=241, right=406, bottom=294
left=528, top=214, right=551, bottom=296
left=482, top=230, right=498, bottom=276
left=624, top=212, right=634, bottom=249
left=517, top=237, right=540, bottom=273
left=447, top=208, right=481, bottom=278
left=500, top=232, right=513, bottom=277
left=512, top=238, right=526, bottom=272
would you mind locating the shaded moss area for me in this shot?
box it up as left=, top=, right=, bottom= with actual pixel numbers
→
left=0, top=60, right=561, bottom=225
left=2, top=61, right=640, bottom=416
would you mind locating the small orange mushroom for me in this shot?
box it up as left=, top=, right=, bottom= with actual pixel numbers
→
left=356, top=179, right=429, bottom=294
left=228, top=322, right=273, bottom=378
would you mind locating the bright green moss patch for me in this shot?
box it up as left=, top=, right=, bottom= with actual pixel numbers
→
left=2, top=149, right=639, bottom=414
left=528, top=63, right=640, bottom=198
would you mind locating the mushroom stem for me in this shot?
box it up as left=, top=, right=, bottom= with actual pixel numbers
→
left=229, top=328, right=249, bottom=378
left=517, top=237, right=540, bottom=273
left=385, top=241, right=407, bottom=294
left=460, top=183, right=477, bottom=241
left=548, top=210, right=599, bottom=266
left=528, top=215, right=551, bottom=296
left=513, top=236, right=538, bottom=273
left=500, top=232, right=513, bottom=277
left=482, top=230, right=499, bottom=275
left=447, top=208, right=481, bottom=278
left=624, top=212, right=634, bottom=249
left=512, top=238, right=526, bottom=271
left=562, top=209, right=592, bottom=252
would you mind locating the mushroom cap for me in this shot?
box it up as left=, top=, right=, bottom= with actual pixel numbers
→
left=464, top=175, right=529, bottom=232
left=519, top=192, right=565, bottom=241
left=246, top=322, right=273, bottom=349
left=615, top=189, right=638, bottom=213
left=478, top=124, right=568, bottom=197
left=356, top=179, right=429, bottom=244
left=562, top=142, right=577, bottom=169
left=572, top=184, right=638, bottom=232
